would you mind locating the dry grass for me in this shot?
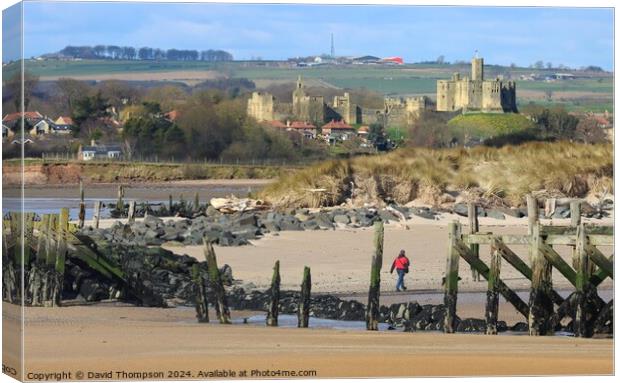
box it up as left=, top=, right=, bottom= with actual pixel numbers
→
left=261, top=142, right=613, bottom=208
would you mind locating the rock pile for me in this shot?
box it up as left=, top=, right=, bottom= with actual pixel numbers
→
left=80, top=205, right=441, bottom=247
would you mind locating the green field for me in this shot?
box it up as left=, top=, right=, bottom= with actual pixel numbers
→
left=4, top=59, right=613, bottom=112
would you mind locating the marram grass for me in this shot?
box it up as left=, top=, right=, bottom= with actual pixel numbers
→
left=261, top=141, right=613, bottom=208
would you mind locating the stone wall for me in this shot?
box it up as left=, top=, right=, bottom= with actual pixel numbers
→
left=247, top=92, right=275, bottom=121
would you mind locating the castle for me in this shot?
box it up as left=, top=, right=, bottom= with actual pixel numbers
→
left=248, top=76, right=430, bottom=127
left=436, top=57, right=517, bottom=113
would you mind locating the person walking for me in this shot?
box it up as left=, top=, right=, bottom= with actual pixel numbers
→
left=390, top=249, right=410, bottom=292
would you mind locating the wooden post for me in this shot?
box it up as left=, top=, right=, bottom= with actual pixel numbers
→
left=526, top=194, right=538, bottom=236
left=467, top=203, right=480, bottom=281
left=365, top=220, right=384, bottom=331
left=485, top=240, right=501, bottom=335
left=266, top=260, right=281, bottom=327
left=574, top=224, right=592, bottom=337
left=528, top=222, right=554, bottom=335
left=298, top=266, right=311, bottom=328
left=169, top=194, right=174, bottom=215
left=116, top=185, right=124, bottom=212
left=444, top=221, right=461, bottom=333
left=36, top=214, right=50, bottom=264
left=46, top=214, right=58, bottom=266
left=127, top=201, right=136, bottom=223
left=203, top=239, right=231, bottom=324
left=191, top=264, right=209, bottom=323
left=78, top=180, right=86, bottom=229
left=53, top=209, right=70, bottom=307
left=194, top=192, right=200, bottom=213
left=570, top=200, right=581, bottom=227
left=93, top=201, right=101, bottom=229
left=23, top=213, right=35, bottom=267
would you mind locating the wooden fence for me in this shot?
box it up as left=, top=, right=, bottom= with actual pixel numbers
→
left=444, top=195, right=613, bottom=337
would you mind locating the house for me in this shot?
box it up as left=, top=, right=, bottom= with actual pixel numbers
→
left=54, top=116, right=75, bottom=133
left=78, top=140, right=123, bottom=161
left=321, top=119, right=356, bottom=142
left=2, top=111, right=43, bottom=127
left=287, top=121, right=317, bottom=138
left=264, top=120, right=287, bottom=129
left=357, top=125, right=370, bottom=139
left=2, top=124, right=14, bottom=138
left=29, top=118, right=55, bottom=135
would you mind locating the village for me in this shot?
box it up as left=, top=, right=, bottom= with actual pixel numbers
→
left=2, top=57, right=614, bottom=162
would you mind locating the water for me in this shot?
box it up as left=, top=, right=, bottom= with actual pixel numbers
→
left=2, top=197, right=120, bottom=220
left=233, top=314, right=392, bottom=331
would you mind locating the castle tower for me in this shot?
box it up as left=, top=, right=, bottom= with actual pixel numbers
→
left=471, top=57, right=484, bottom=81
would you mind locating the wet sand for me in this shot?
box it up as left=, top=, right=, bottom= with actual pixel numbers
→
left=2, top=303, right=613, bottom=380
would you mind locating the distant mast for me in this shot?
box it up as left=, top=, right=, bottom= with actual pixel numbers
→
left=330, top=33, right=335, bottom=58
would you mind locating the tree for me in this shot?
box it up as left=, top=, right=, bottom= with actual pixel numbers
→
left=4, top=70, right=39, bottom=112
left=436, top=55, right=445, bottom=64
left=534, top=60, right=545, bottom=69
left=56, top=78, right=90, bottom=112
left=575, top=117, right=608, bottom=144
left=407, top=111, right=452, bottom=148
left=367, top=123, right=389, bottom=151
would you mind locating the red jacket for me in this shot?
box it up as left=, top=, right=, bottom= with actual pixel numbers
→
left=391, top=255, right=410, bottom=272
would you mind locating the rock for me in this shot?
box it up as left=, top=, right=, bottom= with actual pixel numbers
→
left=456, top=318, right=486, bottom=332
left=510, top=322, right=529, bottom=332
left=411, top=207, right=436, bottom=220
left=143, top=215, right=163, bottom=229
left=219, top=264, right=234, bottom=286
left=453, top=203, right=469, bottom=217
left=78, top=278, right=109, bottom=301
left=551, top=206, right=571, bottom=219
left=593, top=299, right=613, bottom=335
left=333, top=214, right=350, bottom=225
left=484, top=209, right=506, bottom=220
left=496, top=207, right=524, bottom=218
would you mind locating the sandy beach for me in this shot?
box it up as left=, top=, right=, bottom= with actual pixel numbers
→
left=2, top=303, right=613, bottom=380
left=2, top=207, right=614, bottom=379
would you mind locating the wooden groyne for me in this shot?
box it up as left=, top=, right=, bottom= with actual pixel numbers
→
left=443, top=196, right=613, bottom=338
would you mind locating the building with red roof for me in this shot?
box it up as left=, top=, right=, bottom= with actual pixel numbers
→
left=321, top=119, right=354, bottom=135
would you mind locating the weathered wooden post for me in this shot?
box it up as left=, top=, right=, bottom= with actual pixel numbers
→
left=573, top=224, right=592, bottom=337
left=116, top=185, right=124, bottom=212
left=298, top=266, right=311, bottom=328
left=191, top=264, right=209, bottom=323
left=444, top=221, right=461, bottom=333
left=365, top=221, right=384, bottom=331
left=203, top=239, right=231, bottom=324
left=570, top=200, right=581, bottom=228
left=23, top=213, right=35, bottom=267
left=78, top=180, right=86, bottom=229
left=168, top=194, right=174, bottom=215
left=93, top=201, right=102, bottom=229
left=45, top=214, right=58, bottom=266
left=485, top=239, right=502, bottom=335
left=194, top=192, right=200, bottom=213
left=528, top=222, right=554, bottom=335
left=36, top=214, right=51, bottom=264
left=526, top=194, right=538, bottom=236
left=127, top=201, right=136, bottom=223
left=53, top=208, right=70, bottom=307
left=467, top=202, right=480, bottom=281
left=266, top=260, right=281, bottom=327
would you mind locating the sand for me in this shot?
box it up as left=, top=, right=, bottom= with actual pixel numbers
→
left=2, top=213, right=614, bottom=379
left=2, top=303, right=613, bottom=380
left=158, top=214, right=614, bottom=295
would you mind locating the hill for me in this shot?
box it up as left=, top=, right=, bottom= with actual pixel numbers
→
left=447, top=113, right=536, bottom=140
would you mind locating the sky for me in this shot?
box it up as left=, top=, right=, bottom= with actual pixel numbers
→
left=1, top=1, right=615, bottom=69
